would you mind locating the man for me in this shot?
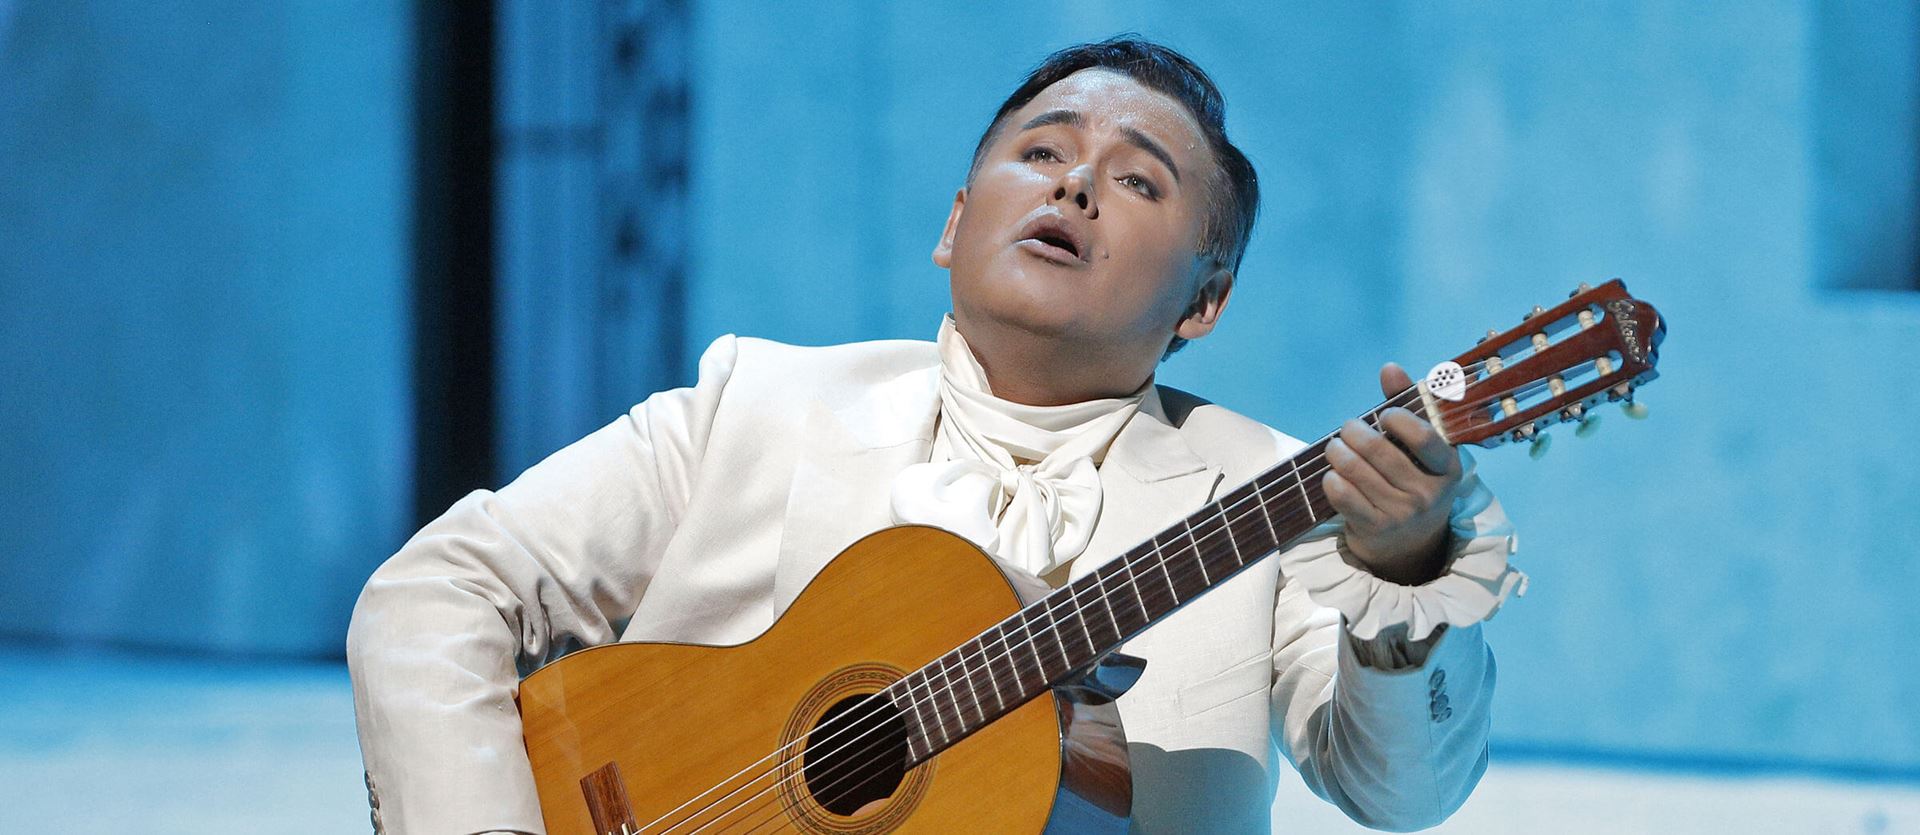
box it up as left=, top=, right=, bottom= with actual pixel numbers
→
left=349, top=37, right=1524, bottom=834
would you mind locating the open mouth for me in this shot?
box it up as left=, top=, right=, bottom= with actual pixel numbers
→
left=1032, top=234, right=1079, bottom=258
left=1017, top=215, right=1087, bottom=264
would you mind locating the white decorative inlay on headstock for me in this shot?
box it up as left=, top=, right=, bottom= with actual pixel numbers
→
left=1424, top=361, right=1467, bottom=402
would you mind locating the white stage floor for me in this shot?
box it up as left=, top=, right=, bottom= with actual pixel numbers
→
left=1, top=647, right=1913, bottom=834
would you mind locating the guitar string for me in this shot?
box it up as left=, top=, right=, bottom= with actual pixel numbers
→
left=713, top=422, right=1437, bottom=835
left=683, top=365, right=1612, bottom=835
left=629, top=346, right=1566, bottom=831
left=709, top=448, right=1356, bottom=835
left=653, top=350, right=1597, bottom=835
left=738, top=364, right=1594, bottom=833
left=641, top=353, right=1577, bottom=834
left=628, top=382, right=1405, bottom=835
left=653, top=389, right=1434, bottom=835
left=703, top=361, right=1616, bottom=835
left=724, top=367, right=1578, bottom=835
left=646, top=343, right=1604, bottom=834
left=629, top=360, right=1543, bottom=833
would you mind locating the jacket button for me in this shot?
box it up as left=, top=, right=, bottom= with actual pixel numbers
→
left=1428, top=669, right=1446, bottom=689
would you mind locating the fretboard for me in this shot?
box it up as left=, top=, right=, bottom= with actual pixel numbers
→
left=884, top=390, right=1416, bottom=765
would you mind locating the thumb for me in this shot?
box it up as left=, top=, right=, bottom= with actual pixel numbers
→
left=1380, top=362, right=1415, bottom=398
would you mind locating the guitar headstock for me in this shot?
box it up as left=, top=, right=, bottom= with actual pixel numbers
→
left=1423, top=279, right=1665, bottom=450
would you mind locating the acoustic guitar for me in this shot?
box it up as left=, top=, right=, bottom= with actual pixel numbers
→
left=518, top=280, right=1666, bottom=834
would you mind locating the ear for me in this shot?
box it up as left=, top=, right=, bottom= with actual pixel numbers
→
left=1174, top=267, right=1234, bottom=341
left=931, top=188, right=967, bottom=268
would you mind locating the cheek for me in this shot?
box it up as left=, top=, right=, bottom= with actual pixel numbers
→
left=952, top=187, right=1018, bottom=262
left=1107, top=226, right=1200, bottom=307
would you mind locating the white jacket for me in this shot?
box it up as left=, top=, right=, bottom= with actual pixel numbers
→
left=348, top=334, right=1505, bottom=834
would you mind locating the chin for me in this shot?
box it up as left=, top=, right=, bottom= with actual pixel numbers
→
left=957, top=286, right=1083, bottom=343
left=963, top=255, right=1092, bottom=324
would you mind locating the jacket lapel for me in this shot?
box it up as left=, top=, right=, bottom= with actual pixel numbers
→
left=1072, top=386, right=1222, bottom=580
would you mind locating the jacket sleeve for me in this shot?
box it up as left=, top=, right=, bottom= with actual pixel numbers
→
left=346, top=335, right=740, bottom=835
left=1268, top=474, right=1507, bottom=832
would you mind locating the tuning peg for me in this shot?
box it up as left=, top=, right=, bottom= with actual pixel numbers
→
left=1622, top=401, right=1649, bottom=420
left=1522, top=305, right=1545, bottom=320
left=1528, top=433, right=1553, bottom=459
left=1569, top=282, right=1592, bottom=298
left=1575, top=412, right=1603, bottom=437
left=1477, top=328, right=1498, bottom=345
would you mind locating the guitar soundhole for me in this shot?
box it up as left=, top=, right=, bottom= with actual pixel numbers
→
left=801, top=693, right=908, bottom=816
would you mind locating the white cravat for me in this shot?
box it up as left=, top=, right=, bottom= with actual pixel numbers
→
left=889, top=317, right=1146, bottom=576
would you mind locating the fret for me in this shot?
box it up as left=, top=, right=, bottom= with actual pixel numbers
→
left=1154, top=536, right=1181, bottom=607
left=934, top=657, right=967, bottom=739
left=1069, top=574, right=1122, bottom=653
left=1231, top=491, right=1276, bottom=557
left=1120, top=553, right=1150, bottom=624
left=916, top=671, right=950, bottom=747
left=1026, top=609, right=1055, bottom=682
left=1019, top=608, right=1057, bottom=682
left=952, top=656, right=983, bottom=729
left=975, top=636, right=1007, bottom=714
left=1289, top=459, right=1318, bottom=524
left=1095, top=559, right=1147, bottom=638
left=1010, top=624, right=1038, bottom=698
left=1067, top=589, right=1098, bottom=658
left=1252, top=476, right=1281, bottom=543
left=1093, top=569, right=1123, bottom=640
left=1175, top=535, right=1214, bottom=605
left=953, top=651, right=986, bottom=726
left=1193, top=510, right=1235, bottom=584
left=891, top=683, right=931, bottom=760
left=1212, top=505, right=1240, bottom=568
left=983, top=626, right=1013, bottom=702
left=998, top=622, right=1036, bottom=697
left=1041, top=599, right=1072, bottom=674
left=1184, top=519, right=1210, bottom=585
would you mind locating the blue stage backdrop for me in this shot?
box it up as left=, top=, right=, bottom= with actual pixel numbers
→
left=671, top=1, right=1920, bottom=776
left=1, top=0, right=1915, bottom=784
left=0, top=1, right=413, bottom=657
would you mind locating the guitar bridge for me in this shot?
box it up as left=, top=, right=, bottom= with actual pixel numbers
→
left=581, top=761, right=639, bottom=835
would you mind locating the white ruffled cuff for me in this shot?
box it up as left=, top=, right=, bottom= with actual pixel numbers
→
left=1276, top=459, right=1527, bottom=642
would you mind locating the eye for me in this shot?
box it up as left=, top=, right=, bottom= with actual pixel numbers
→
left=1118, top=174, right=1160, bottom=199
left=1021, top=146, right=1061, bottom=163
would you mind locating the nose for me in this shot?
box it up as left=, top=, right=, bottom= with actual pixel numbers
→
left=1051, top=164, right=1099, bottom=220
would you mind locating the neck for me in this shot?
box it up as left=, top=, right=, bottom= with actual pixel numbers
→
left=951, top=315, right=1156, bottom=406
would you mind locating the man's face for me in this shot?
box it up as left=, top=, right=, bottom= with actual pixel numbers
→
left=936, top=68, right=1228, bottom=365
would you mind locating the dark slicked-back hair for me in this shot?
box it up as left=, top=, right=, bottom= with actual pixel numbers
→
left=966, top=36, right=1260, bottom=356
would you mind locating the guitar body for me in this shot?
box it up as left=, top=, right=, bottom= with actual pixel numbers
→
left=519, top=526, right=1132, bottom=834
left=517, top=280, right=1667, bottom=834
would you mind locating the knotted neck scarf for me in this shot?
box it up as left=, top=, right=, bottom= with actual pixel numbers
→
left=889, top=317, right=1148, bottom=577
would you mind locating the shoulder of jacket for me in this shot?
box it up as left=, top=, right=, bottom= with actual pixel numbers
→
left=1156, top=384, right=1307, bottom=471
left=690, top=334, right=935, bottom=403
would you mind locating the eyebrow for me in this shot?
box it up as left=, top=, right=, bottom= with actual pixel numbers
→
left=1017, top=108, right=1183, bottom=185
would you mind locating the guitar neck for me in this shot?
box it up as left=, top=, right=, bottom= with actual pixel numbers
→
left=885, top=392, right=1410, bottom=765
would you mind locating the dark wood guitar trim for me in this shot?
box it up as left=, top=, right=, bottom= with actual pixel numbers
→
left=580, top=761, right=638, bottom=835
